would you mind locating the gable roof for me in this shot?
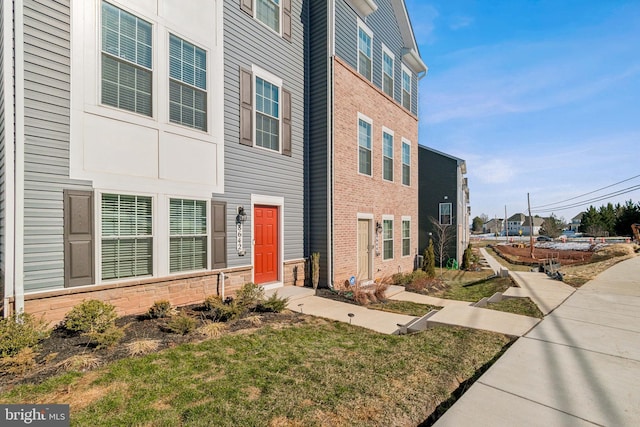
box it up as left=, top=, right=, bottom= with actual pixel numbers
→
left=508, top=213, right=526, bottom=222
left=388, top=0, right=428, bottom=75
left=419, top=145, right=467, bottom=174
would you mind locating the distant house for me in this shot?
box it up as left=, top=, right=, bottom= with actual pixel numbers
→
left=569, top=212, right=584, bottom=232
left=484, top=218, right=504, bottom=235
left=507, top=213, right=527, bottom=235
left=418, top=146, right=470, bottom=266
left=521, top=217, right=544, bottom=236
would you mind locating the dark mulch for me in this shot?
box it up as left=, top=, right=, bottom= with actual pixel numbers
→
left=0, top=307, right=306, bottom=392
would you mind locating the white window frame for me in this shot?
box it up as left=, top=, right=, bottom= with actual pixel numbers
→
left=252, top=65, right=283, bottom=154
left=98, top=191, right=155, bottom=283
left=381, top=43, right=394, bottom=98
left=382, top=215, right=394, bottom=261
left=357, top=19, right=373, bottom=81
left=440, top=202, right=452, bottom=226
left=401, top=216, right=411, bottom=258
left=382, top=127, right=394, bottom=182
left=168, top=197, right=209, bottom=274
left=168, top=33, right=208, bottom=132
left=254, top=0, right=282, bottom=35
left=402, top=63, right=412, bottom=111
left=357, top=112, right=373, bottom=177
left=402, top=139, right=411, bottom=187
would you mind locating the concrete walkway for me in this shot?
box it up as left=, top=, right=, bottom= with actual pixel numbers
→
left=507, top=271, right=575, bottom=315
left=435, top=255, right=640, bottom=426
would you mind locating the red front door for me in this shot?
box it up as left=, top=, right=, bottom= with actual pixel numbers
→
left=254, top=205, right=279, bottom=284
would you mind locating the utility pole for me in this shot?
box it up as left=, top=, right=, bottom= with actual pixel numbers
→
left=504, top=205, right=508, bottom=240
left=528, top=193, right=535, bottom=259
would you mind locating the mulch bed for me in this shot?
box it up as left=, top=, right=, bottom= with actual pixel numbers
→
left=493, top=245, right=593, bottom=266
left=0, top=307, right=306, bottom=392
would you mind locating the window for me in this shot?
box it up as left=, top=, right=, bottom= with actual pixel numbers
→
left=256, top=0, right=280, bottom=33
left=402, top=65, right=411, bottom=110
left=101, top=194, right=153, bottom=280
left=358, top=116, right=372, bottom=175
left=382, top=130, right=393, bottom=181
left=255, top=76, right=280, bottom=151
left=358, top=23, right=372, bottom=81
left=440, top=203, right=452, bottom=225
left=402, top=218, right=411, bottom=257
left=170, top=199, right=207, bottom=273
left=101, top=2, right=152, bottom=116
left=382, top=45, right=394, bottom=97
left=383, top=218, right=393, bottom=260
left=402, top=141, right=411, bottom=186
left=169, top=34, right=207, bottom=131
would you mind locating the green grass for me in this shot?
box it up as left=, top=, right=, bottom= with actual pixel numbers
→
left=368, top=300, right=442, bottom=317
left=487, top=298, right=544, bottom=318
left=438, top=276, right=513, bottom=303
left=0, top=319, right=511, bottom=426
left=486, top=248, right=533, bottom=272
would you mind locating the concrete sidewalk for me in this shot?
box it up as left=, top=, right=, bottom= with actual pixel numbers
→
left=507, top=271, right=575, bottom=315
left=435, top=255, right=640, bottom=426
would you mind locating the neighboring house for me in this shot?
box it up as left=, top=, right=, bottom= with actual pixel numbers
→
left=507, top=213, right=527, bottom=235
left=308, top=0, right=427, bottom=287
left=484, top=218, right=504, bottom=235
left=418, top=146, right=470, bottom=266
left=520, top=217, right=544, bottom=236
left=0, top=0, right=307, bottom=323
left=569, top=212, right=584, bottom=232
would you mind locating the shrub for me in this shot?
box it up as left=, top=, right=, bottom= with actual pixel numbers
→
left=148, top=300, right=173, bottom=319
left=462, top=244, right=473, bottom=270
left=373, top=280, right=389, bottom=301
left=63, top=300, right=118, bottom=334
left=0, top=347, right=37, bottom=375
left=166, top=313, right=197, bottom=335
left=257, top=292, right=289, bottom=313
left=203, top=296, right=243, bottom=322
left=197, top=322, right=227, bottom=339
left=86, top=325, right=125, bottom=349
left=423, top=240, right=436, bottom=278
left=0, top=312, right=50, bottom=358
left=126, top=339, right=161, bottom=356
left=60, top=354, right=100, bottom=372
left=236, top=282, right=265, bottom=309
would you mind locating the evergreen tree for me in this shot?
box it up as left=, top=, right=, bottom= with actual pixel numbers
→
left=462, top=243, right=473, bottom=270
left=615, top=200, right=640, bottom=236
left=472, top=216, right=484, bottom=233
left=422, top=240, right=436, bottom=278
left=599, top=203, right=616, bottom=236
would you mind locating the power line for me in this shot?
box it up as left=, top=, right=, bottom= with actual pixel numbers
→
left=531, top=173, right=640, bottom=210
left=532, top=184, right=640, bottom=214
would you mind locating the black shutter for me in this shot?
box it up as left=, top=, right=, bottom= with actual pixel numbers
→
left=240, top=0, right=253, bottom=16
left=282, top=88, right=292, bottom=157
left=211, top=201, right=227, bottom=269
left=282, top=0, right=292, bottom=42
left=64, top=190, right=95, bottom=287
left=239, top=67, right=254, bottom=147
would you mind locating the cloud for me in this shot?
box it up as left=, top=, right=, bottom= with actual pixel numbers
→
left=449, top=15, right=473, bottom=30
left=469, top=158, right=517, bottom=185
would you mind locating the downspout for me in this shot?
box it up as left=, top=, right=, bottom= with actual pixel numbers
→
left=326, top=0, right=335, bottom=288
left=14, top=0, right=25, bottom=314
left=2, top=0, right=16, bottom=316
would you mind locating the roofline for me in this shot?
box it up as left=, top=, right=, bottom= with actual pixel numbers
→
left=390, top=0, right=427, bottom=75
left=418, top=144, right=467, bottom=171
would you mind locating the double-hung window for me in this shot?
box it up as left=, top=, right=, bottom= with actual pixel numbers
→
left=402, top=218, right=411, bottom=257
left=101, top=2, right=152, bottom=116
left=382, top=45, right=394, bottom=97
left=402, top=140, right=411, bottom=186
left=402, top=65, right=412, bottom=111
left=255, top=76, right=280, bottom=151
left=169, top=34, right=207, bottom=131
left=382, top=130, right=393, bottom=182
left=358, top=116, right=372, bottom=176
left=358, top=22, right=372, bottom=81
left=256, top=0, right=280, bottom=33
left=383, top=218, right=394, bottom=260
left=440, top=203, right=452, bottom=225
left=170, top=199, right=208, bottom=273
left=101, top=194, right=153, bottom=280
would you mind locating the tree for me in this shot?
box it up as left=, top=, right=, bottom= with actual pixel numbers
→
left=429, top=216, right=454, bottom=275
left=615, top=200, right=640, bottom=236
left=540, top=214, right=563, bottom=238
left=462, top=243, right=473, bottom=270
left=472, top=216, right=484, bottom=233
left=422, top=240, right=436, bottom=278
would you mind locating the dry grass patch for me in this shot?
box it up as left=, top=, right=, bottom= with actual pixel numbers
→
left=197, top=322, right=227, bottom=339
left=125, top=339, right=161, bottom=357
left=59, top=354, right=101, bottom=372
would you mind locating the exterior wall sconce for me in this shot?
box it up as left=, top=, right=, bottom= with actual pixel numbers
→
left=236, top=206, right=248, bottom=223
left=375, top=221, right=383, bottom=234
left=236, top=206, right=247, bottom=256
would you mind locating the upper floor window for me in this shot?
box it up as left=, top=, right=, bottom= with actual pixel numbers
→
left=440, top=203, right=452, bottom=225
left=402, top=140, right=411, bottom=186
left=170, top=199, right=208, bottom=273
left=256, top=0, right=280, bottom=32
left=255, top=76, right=280, bottom=151
left=358, top=22, right=372, bottom=81
left=101, top=2, right=152, bottom=116
left=169, top=34, right=207, bottom=131
left=382, top=45, right=394, bottom=97
left=382, top=130, right=393, bottom=182
left=402, top=64, right=412, bottom=111
left=358, top=116, right=372, bottom=176
left=101, top=193, right=153, bottom=280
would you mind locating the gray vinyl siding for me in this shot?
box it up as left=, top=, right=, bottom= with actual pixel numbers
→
left=0, top=0, right=5, bottom=286
left=335, top=0, right=419, bottom=116
left=22, top=0, right=91, bottom=293
left=223, top=0, right=306, bottom=267
left=308, top=0, right=329, bottom=285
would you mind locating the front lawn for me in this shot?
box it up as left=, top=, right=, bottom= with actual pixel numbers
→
left=368, top=300, right=442, bottom=317
left=1, top=318, right=511, bottom=426
left=440, top=276, right=513, bottom=302
left=487, top=297, right=544, bottom=318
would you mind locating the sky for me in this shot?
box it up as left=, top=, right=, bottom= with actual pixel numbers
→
left=404, top=0, right=640, bottom=223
